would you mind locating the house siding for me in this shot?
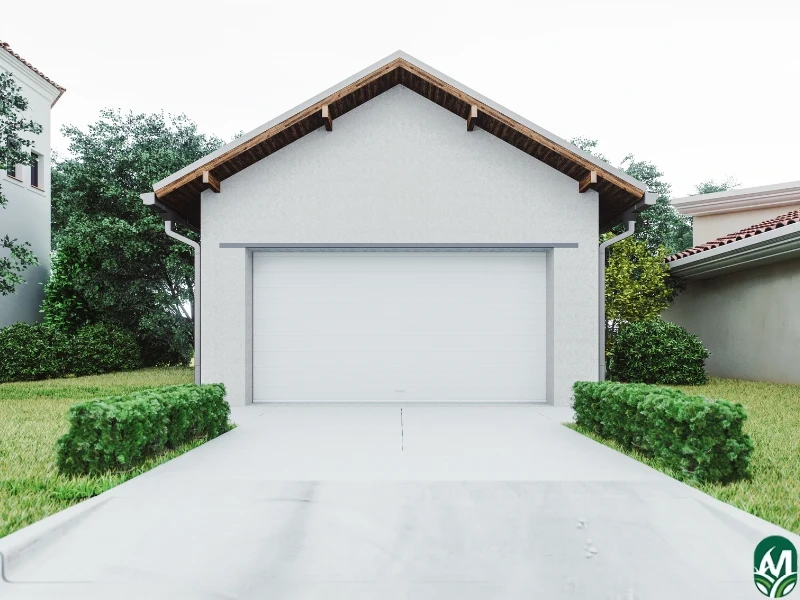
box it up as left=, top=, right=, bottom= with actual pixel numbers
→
left=201, top=86, right=599, bottom=406
left=0, top=51, right=58, bottom=328
left=664, top=257, right=800, bottom=384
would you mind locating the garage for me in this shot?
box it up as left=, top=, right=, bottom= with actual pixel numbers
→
left=145, top=52, right=652, bottom=406
left=252, top=251, right=546, bottom=403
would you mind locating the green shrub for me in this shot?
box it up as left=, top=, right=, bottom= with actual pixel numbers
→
left=609, top=319, right=709, bottom=385
left=573, top=380, right=753, bottom=483
left=56, top=384, right=229, bottom=475
left=69, top=323, right=142, bottom=376
left=0, top=322, right=142, bottom=383
left=0, top=323, right=69, bottom=383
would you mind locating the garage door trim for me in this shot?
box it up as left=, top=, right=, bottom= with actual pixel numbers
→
left=249, top=248, right=559, bottom=404
left=222, top=242, right=579, bottom=249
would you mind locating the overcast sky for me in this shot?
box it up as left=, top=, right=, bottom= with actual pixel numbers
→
left=8, top=0, right=800, bottom=198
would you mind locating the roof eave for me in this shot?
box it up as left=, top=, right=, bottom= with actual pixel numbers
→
left=667, top=222, right=800, bottom=279
left=672, top=180, right=800, bottom=217
left=152, top=51, right=646, bottom=200
left=140, top=193, right=200, bottom=233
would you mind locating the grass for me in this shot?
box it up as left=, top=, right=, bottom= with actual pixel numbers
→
left=0, top=367, right=196, bottom=539
left=569, top=377, right=800, bottom=534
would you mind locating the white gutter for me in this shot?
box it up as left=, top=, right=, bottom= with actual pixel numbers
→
left=596, top=192, right=656, bottom=380
left=598, top=221, right=636, bottom=381
left=141, top=192, right=201, bottom=385
left=667, top=222, right=800, bottom=279
left=164, top=221, right=201, bottom=386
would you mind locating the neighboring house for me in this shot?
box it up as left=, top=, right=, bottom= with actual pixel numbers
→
left=665, top=181, right=800, bottom=384
left=142, top=51, right=652, bottom=406
left=0, top=41, right=65, bottom=328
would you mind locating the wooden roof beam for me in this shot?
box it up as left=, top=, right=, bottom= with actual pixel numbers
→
left=203, top=170, right=220, bottom=193
left=579, top=170, right=597, bottom=193
left=322, top=105, right=332, bottom=131
left=467, top=105, right=478, bottom=131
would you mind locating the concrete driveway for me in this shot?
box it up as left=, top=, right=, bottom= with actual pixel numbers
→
left=0, top=405, right=794, bottom=599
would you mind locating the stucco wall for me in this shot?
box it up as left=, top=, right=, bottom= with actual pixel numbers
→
left=201, top=85, right=599, bottom=406
left=664, top=258, right=800, bottom=384
left=693, top=204, right=800, bottom=246
left=0, top=52, right=56, bottom=328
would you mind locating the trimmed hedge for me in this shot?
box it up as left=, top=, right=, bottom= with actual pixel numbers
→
left=0, top=323, right=69, bottom=382
left=0, top=322, right=141, bottom=383
left=608, top=319, right=709, bottom=385
left=573, top=380, right=752, bottom=483
left=56, top=384, right=229, bottom=476
left=69, top=323, right=141, bottom=377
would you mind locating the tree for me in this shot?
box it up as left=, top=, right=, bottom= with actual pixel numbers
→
left=44, top=110, right=222, bottom=365
left=0, top=72, right=42, bottom=295
left=693, top=177, right=739, bottom=195
left=571, top=137, right=692, bottom=255
left=603, top=235, right=672, bottom=366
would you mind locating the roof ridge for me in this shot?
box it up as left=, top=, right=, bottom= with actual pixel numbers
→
left=666, top=207, right=800, bottom=262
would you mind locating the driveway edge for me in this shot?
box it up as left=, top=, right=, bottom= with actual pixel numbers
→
left=0, top=494, right=111, bottom=582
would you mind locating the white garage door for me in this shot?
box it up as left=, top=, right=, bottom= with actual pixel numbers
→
left=252, top=251, right=546, bottom=402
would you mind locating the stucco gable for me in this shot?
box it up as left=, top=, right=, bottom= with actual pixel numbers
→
left=147, top=51, right=649, bottom=232
left=209, top=85, right=597, bottom=244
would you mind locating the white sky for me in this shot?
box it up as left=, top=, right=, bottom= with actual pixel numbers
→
left=8, top=0, right=800, bottom=198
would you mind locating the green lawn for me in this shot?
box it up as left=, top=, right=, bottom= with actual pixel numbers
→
left=0, top=367, right=196, bottom=538
left=570, top=377, right=800, bottom=534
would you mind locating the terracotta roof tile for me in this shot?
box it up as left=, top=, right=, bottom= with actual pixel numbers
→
left=1, top=40, right=66, bottom=105
left=666, top=209, right=800, bottom=262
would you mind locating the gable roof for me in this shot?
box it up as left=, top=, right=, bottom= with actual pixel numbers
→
left=0, top=41, right=66, bottom=106
left=667, top=208, right=800, bottom=263
left=149, top=51, right=649, bottom=231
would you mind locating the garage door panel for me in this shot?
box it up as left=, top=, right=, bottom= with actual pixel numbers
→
left=252, top=252, right=547, bottom=403
left=255, top=317, right=545, bottom=337
left=254, top=334, right=543, bottom=353
left=253, top=269, right=545, bottom=290
left=255, top=350, right=545, bottom=370
left=254, top=366, right=543, bottom=387
left=253, top=301, right=542, bottom=323
left=253, top=382, right=546, bottom=403
left=254, top=285, right=546, bottom=306
left=255, top=252, right=546, bottom=273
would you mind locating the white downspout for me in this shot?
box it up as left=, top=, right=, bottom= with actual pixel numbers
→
left=165, top=221, right=201, bottom=385
left=598, top=220, right=636, bottom=380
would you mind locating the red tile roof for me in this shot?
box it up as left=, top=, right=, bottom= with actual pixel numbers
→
left=1, top=40, right=65, bottom=105
left=666, top=209, right=800, bottom=262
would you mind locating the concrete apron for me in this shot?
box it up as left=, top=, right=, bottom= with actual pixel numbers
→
left=1, top=405, right=795, bottom=600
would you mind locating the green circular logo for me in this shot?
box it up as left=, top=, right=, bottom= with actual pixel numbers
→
left=755, top=535, right=798, bottom=597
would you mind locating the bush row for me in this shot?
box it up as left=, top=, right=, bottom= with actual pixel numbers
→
left=608, top=319, right=710, bottom=385
left=0, top=322, right=141, bottom=383
left=573, top=380, right=752, bottom=483
left=56, top=383, right=229, bottom=475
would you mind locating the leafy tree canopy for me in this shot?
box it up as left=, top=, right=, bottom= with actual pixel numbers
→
left=603, top=235, right=672, bottom=365
left=0, top=72, right=42, bottom=295
left=45, top=110, right=222, bottom=365
left=571, top=137, right=691, bottom=256
left=692, top=177, right=739, bottom=196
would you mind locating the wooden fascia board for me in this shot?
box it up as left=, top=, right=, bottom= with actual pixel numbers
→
left=154, top=58, right=406, bottom=199
left=155, top=57, right=644, bottom=205
left=399, top=60, right=645, bottom=201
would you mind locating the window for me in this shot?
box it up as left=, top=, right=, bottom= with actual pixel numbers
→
left=6, top=163, right=16, bottom=178
left=30, top=153, right=39, bottom=188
